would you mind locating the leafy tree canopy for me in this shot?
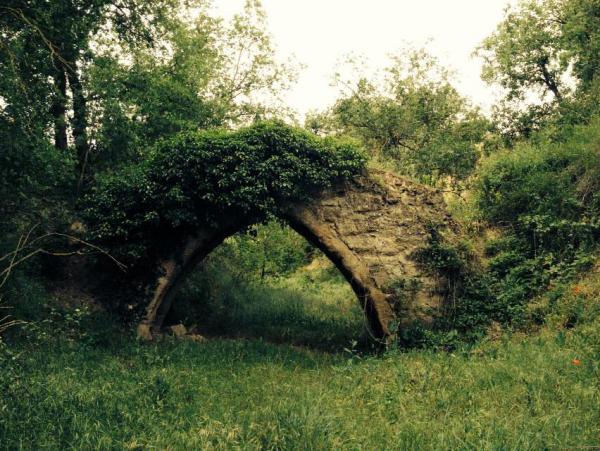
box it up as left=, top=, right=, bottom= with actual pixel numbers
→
left=0, top=0, right=297, bottom=252
left=477, top=0, right=569, bottom=103
left=477, top=0, right=600, bottom=141
left=307, top=49, right=491, bottom=187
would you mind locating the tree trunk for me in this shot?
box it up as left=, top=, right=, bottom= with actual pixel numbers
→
left=540, top=62, right=562, bottom=101
left=67, top=67, right=90, bottom=191
left=50, top=60, right=68, bottom=151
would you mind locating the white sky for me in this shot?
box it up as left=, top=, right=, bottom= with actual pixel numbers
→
left=212, top=0, right=517, bottom=119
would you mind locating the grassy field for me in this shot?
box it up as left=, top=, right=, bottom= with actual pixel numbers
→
left=1, top=264, right=599, bottom=450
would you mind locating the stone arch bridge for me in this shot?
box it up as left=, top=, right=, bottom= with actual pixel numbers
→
left=137, top=170, right=456, bottom=343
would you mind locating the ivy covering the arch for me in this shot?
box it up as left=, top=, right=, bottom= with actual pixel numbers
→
left=83, top=121, right=367, bottom=263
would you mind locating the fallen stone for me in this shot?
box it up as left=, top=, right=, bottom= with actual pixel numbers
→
left=170, top=324, right=187, bottom=337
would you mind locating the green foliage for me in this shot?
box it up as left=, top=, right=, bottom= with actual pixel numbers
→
left=323, top=49, right=490, bottom=186
left=398, top=201, right=594, bottom=348
left=562, top=0, right=600, bottom=89
left=1, top=0, right=217, bottom=304
left=0, top=0, right=78, bottom=247
left=168, top=238, right=367, bottom=351
left=1, top=0, right=296, bottom=199
left=476, top=148, right=583, bottom=226
left=84, top=121, right=366, bottom=263
left=1, top=272, right=599, bottom=449
left=470, top=117, right=600, bottom=330
left=0, top=116, right=73, bottom=235
left=530, top=261, right=600, bottom=331
left=85, top=1, right=297, bottom=176
left=216, top=222, right=316, bottom=280
left=0, top=0, right=186, bottom=178
left=401, top=226, right=497, bottom=348
left=477, top=0, right=600, bottom=141
left=477, top=0, right=568, bottom=103
left=413, top=226, right=466, bottom=279
left=483, top=232, right=596, bottom=329
left=475, top=118, right=600, bottom=228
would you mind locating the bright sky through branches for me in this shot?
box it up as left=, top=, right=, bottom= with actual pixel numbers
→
left=213, top=0, right=517, bottom=120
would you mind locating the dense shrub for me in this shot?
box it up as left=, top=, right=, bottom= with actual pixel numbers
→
left=476, top=118, right=600, bottom=227
left=468, top=117, right=600, bottom=332
left=395, top=225, right=496, bottom=349
left=83, top=121, right=366, bottom=264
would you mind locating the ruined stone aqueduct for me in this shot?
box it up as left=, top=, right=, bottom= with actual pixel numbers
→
left=137, top=171, right=457, bottom=343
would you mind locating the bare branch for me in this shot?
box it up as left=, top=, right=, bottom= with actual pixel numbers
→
left=0, top=229, right=127, bottom=286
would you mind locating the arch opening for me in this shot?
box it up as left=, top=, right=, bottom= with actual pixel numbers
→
left=164, top=222, right=373, bottom=350
left=137, top=212, right=393, bottom=347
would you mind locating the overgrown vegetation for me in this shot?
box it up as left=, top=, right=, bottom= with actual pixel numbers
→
left=1, top=265, right=598, bottom=449
left=84, top=121, right=366, bottom=265
left=306, top=49, right=492, bottom=188
left=1, top=0, right=600, bottom=448
left=392, top=115, right=600, bottom=347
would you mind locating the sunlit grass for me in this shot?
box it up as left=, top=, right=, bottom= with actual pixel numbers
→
left=1, top=264, right=599, bottom=450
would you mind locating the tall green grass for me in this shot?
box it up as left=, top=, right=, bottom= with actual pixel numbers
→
left=169, top=257, right=370, bottom=351
left=1, top=263, right=599, bottom=450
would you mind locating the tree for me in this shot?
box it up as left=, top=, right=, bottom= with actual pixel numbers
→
left=207, top=1, right=298, bottom=124
left=1, top=0, right=295, bottom=189
left=0, top=0, right=298, bottom=273
left=0, top=0, right=185, bottom=189
left=86, top=0, right=296, bottom=171
left=562, top=0, right=600, bottom=89
left=319, top=49, right=489, bottom=186
left=476, top=0, right=569, bottom=103
left=477, top=0, right=600, bottom=142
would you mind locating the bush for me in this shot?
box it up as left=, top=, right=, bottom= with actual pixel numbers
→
left=84, top=121, right=366, bottom=266
left=397, top=225, right=497, bottom=348
left=475, top=117, right=600, bottom=228
left=468, top=116, right=600, bottom=331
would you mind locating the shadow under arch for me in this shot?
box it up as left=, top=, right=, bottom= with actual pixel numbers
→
left=137, top=171, right=454, bottom=344
left=163, top=222, right=381, bottom=351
